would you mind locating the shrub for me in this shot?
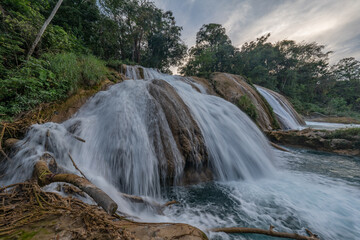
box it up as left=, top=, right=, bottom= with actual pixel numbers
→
left=237, top=95, right=258, bottom=121
left=0, top=53, right=109, bottom=120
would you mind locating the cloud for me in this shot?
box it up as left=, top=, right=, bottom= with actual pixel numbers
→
left=153, top=0, right=360, bottom=63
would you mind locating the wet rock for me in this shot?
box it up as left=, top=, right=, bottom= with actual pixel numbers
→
left=148, top=79, right=211, bottom=183
left=267, top=128, right=360, bottom=156
left=191, top=72, right=278, bottom=131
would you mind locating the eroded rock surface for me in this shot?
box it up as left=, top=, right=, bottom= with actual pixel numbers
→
left=267, top=128, right=360, bottom=156
left=147, top=79, right=210, bottom=184
left=191, top=72, right=278, bottom=131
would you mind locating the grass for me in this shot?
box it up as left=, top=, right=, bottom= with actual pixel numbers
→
left=0, top=53, right=109, bottom=121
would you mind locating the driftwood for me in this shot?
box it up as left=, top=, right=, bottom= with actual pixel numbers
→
left=33, top=154, right=118, bottom=214
left=68, top=152, right=88, bottom=180
left=210, top=225, right=319, bottom=240
left=121, top=193, right=179, bottom=214
left=270, top=141, right=289, bottom=152
left=72, top=135, right=86, bottom=143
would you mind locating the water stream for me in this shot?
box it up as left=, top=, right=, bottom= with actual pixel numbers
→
left=1, top=66, right=359, bottom=239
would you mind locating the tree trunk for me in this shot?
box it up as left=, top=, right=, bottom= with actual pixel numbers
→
left=33, top=154, right=118, bottom=215
left=26, top=0, right=63, bottom=60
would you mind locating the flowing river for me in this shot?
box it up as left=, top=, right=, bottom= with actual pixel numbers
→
left=1, top=67, right=359, bottom=239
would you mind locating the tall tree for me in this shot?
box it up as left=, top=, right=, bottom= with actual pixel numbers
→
left=180, top=23, right=235, bottom=76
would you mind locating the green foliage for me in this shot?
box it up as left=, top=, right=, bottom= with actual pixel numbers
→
left=98, top=0, right=187, bottom=71
left=78, top=55, right=108, bottom=86
left=181, top=23, right=360, bottom=119
left=327, top=97, right=350, bottom=114
left=0, top=53, right=108, bottom=119
left=236, top=95, right=258, bottom=122
left=326, top=128, right=360, bottom=140
left=180, top=23, right=235, bottom=76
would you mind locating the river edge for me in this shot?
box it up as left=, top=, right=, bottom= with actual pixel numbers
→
left=1, top=69, right=359, bottom=239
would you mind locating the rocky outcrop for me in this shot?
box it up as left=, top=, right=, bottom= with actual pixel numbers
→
left=191, top=73, right=279, bottom=131
left=266, top=128, right=360, bottom=156
left=147, top=79, right=210, bottom=184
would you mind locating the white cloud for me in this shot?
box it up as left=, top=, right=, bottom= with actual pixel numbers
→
left=153, top=0, right=360, bottom=63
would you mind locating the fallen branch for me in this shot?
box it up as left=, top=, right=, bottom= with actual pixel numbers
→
left=68, top=152, right=88, bottom=180
left=121, top=193, right=179, bottom=214
left=210, top=225, right=319, bottom=240
left=0, top=123, right=11, bottom=161
left=72, top=135, right=86, bottom=143
left=33, top=154, right=118, bottom=214
left=270, top=141, right=289, bottom=152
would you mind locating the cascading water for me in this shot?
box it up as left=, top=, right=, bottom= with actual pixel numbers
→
left=255, top=85, right=305, bottom=130
left=0, top=66, right=275, bottom=211
left=2, top=66, right=360, bottom=239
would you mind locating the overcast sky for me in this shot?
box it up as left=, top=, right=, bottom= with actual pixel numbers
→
left=153, top=0, right=360, bottom=64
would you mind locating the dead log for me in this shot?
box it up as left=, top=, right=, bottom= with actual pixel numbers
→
left=33, top=154, right=118, bottom=215
left=210, top=225, right=319, bottom=240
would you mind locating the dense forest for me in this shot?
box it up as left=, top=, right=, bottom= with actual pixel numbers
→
left=1, top=0, right=359, bottom=121
left=180, top=23, right=360, bottom=119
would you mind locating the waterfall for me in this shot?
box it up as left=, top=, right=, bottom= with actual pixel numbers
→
left=1, top=66, right=275, bottom=206
left=255, top=85, right=305, bottom=130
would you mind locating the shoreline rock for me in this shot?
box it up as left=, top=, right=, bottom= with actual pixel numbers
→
left=266, top=128, right=360, bottom=157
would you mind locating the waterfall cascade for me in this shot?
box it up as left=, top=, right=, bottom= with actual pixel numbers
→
left=2, top=66, right=360, bottom=240
left=1, top=66, right=274, bottom=212
left=255, top=85, right=305, bottom=130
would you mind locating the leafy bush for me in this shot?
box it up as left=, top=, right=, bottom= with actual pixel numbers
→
left=237, top=95, right=258, bottom=121
left=0, top=53, right=109, bottom=120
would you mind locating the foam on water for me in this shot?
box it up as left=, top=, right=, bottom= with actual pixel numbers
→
left=2, top=66, right=359, bottom=239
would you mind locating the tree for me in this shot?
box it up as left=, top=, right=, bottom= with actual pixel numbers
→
left=27, top=0, right=63, bottom=59
left=180, top=23, right=235, bottom=76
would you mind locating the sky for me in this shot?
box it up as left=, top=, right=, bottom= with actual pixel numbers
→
left=153, top=0, right=360, bottom=65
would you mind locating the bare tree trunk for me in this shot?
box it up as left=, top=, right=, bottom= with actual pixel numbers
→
left=26, top=0, right=63, bottom=60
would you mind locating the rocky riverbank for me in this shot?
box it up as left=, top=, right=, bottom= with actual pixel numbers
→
left=266, top=128, right=360, bottom=156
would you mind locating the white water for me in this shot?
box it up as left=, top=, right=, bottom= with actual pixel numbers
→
left=164, top=149, right=360, bottom=240
left=255, top=85, right=304, bottom=130
left=2, top=67, right=360, bottom=239
left=0, top=66, right=274, bottom=214
left=305, top=121, right=360, bottom=130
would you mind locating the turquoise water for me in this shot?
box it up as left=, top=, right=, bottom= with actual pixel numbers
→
left=164, top=148, right=360, bottom=240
